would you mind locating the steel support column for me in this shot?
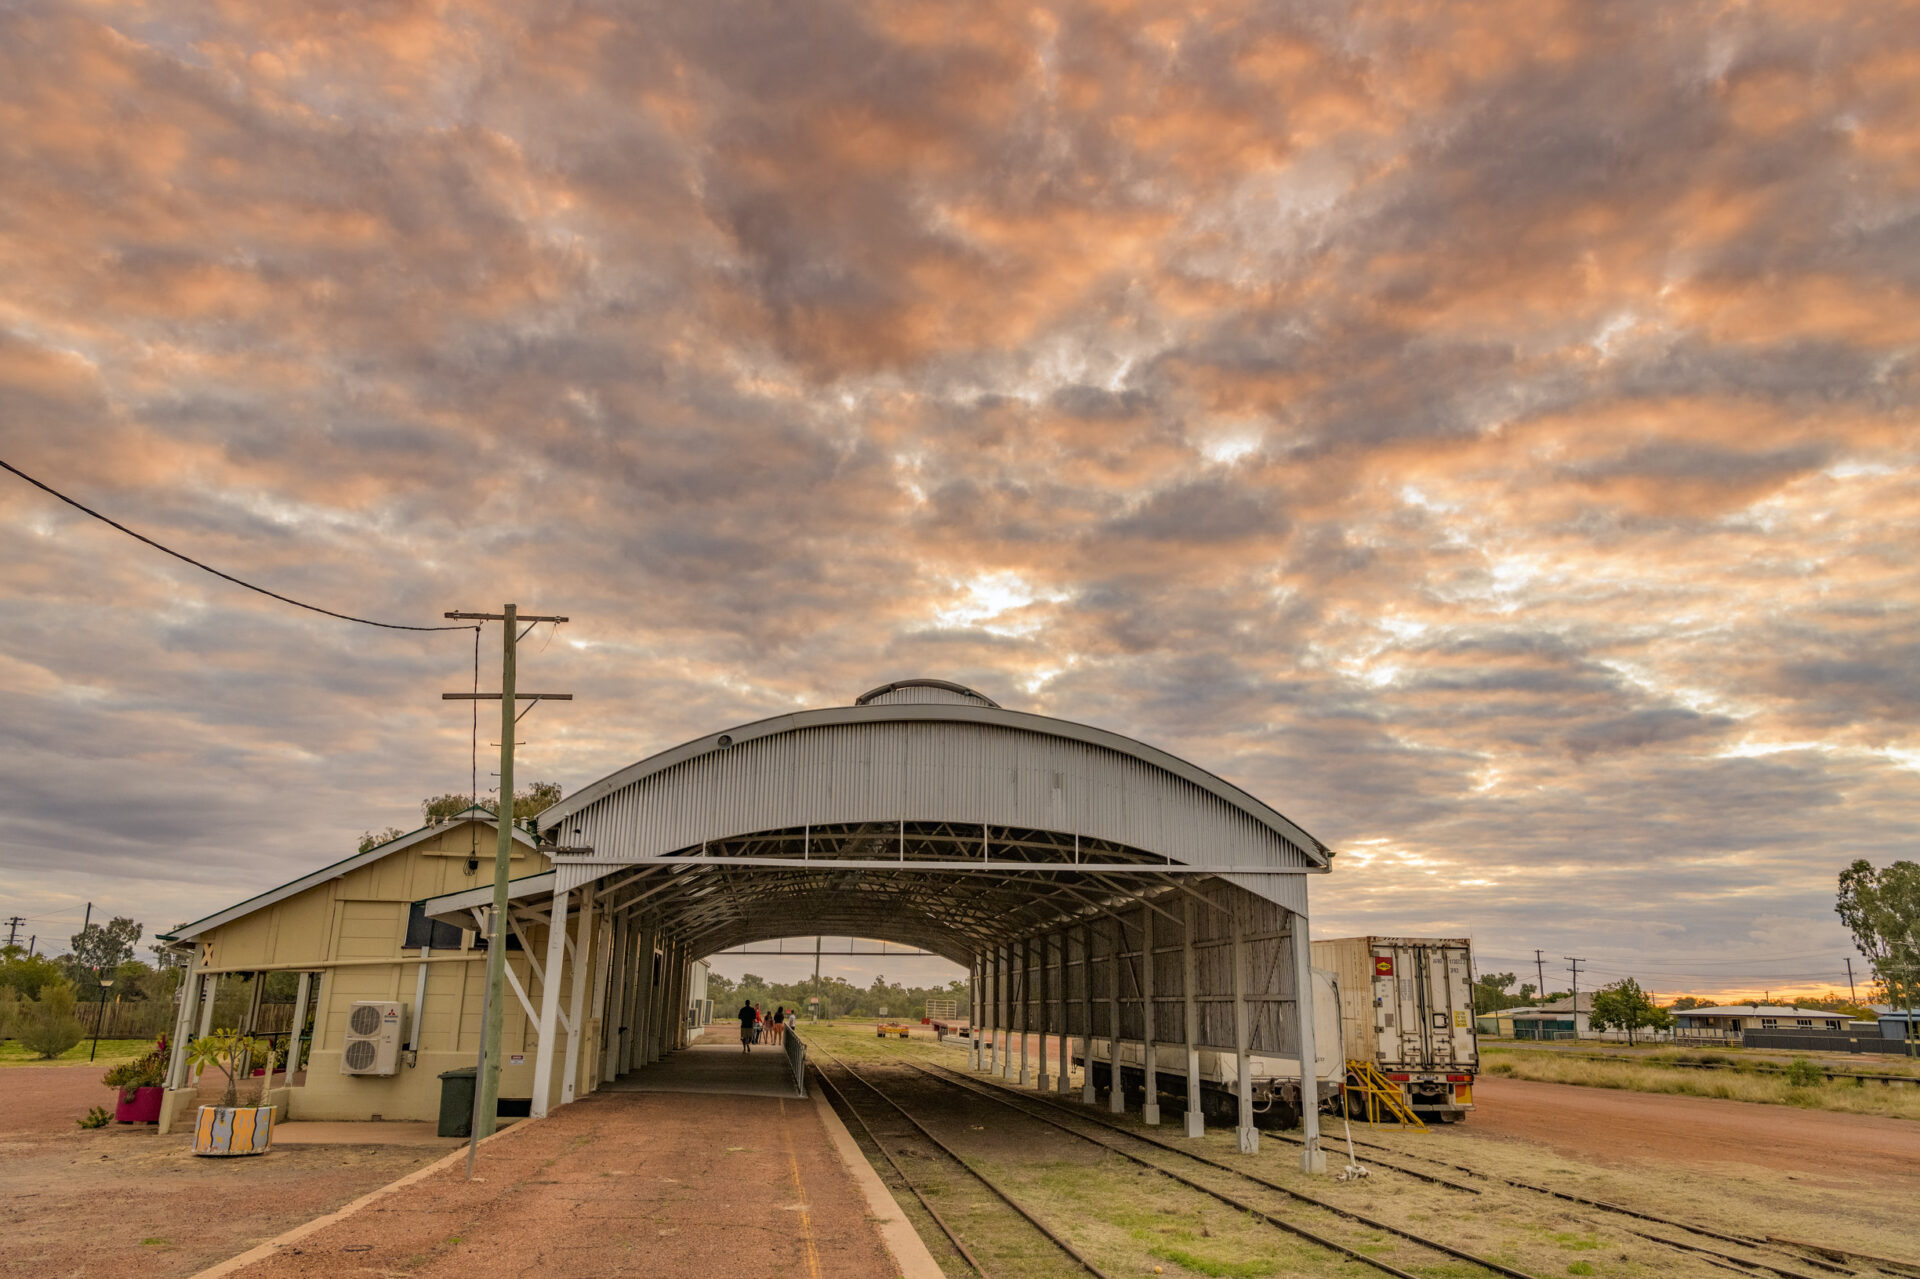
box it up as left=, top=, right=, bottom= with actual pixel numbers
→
left=1141, top=903, right=1160, bottom=1125
left=531, top=888, right=570, bottom=1117
left=1036, top=933, right=1050, bottom=1091
left=1108, top=915, right=1125, bottom=1114
left=1291, top=913, right=1325, bottom=1173
left=1182, top=897, right=1204, bottom=1137
left=1231, top=912, right=1257, bottom=1154
left=1054, top=931, right=1070, bottom=1093
left=560, top=888, right=595, bottom=1104
left=1018, top=936, right=1031, bottom=1086
left=1080, top=921, right=1095, bottom=1105
left=968, top=951, right=982, bottom=1069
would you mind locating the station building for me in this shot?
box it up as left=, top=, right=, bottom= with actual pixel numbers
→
left=157, top=679, right=1340, bottom=1168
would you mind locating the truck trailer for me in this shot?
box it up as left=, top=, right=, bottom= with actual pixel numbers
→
left=1311, top=936, right=1478, bottom=1122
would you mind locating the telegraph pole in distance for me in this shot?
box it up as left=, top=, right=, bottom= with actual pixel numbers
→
left=443, top=605, right=569, bottom=1160
left=1845, top=958, right=1857, bottom=1004
left=3, top=916, right=22, bottom=948
left=1565, top=957, right=1585, bottom=1041
left=1534, top=949, right=1546, bottom=998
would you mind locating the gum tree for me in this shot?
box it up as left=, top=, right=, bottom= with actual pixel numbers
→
left=1838, top=859, right=1920, bottom=1056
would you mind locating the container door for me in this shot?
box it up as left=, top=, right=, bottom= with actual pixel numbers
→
left=1440, top=944, right=1479, bottom=1069
left=1372, top=948, right=1401, bottom=1066
left=1389, top=944, right=1429, bottom=1067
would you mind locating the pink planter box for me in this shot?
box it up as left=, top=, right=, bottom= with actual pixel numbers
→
left=115, top=1086, right=164, bottom=1124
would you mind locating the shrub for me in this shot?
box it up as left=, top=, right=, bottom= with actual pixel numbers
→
left=102, top=1033, right=169, bottom=1091
left=1784, top=1059, right=1823, bottom=1087
left=20, top=979, right=85, bottom=1059
left=188, top=1028, right=277, bottom=1108
left=77, top=1105, right=112, bottom=1129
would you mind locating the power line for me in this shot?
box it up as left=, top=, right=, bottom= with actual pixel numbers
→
left=1, top=456, right=474, bottom=632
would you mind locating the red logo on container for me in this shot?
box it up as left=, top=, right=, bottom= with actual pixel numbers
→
left=1373, top=956, right=1394, bottom=978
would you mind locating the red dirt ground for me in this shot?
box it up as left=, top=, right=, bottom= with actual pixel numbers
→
left=1463, top=1076, right=1920, bottom=1188
left=0, top=1065, right=443, bottom=1279
left=226, top=1089, right=901, bottom=1279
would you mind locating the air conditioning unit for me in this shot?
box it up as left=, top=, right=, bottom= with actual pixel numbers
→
left=341, top=1001, right=405, bottom=1076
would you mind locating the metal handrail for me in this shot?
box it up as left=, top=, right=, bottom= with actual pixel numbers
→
left=784, top=1025, right=808, bottom=1098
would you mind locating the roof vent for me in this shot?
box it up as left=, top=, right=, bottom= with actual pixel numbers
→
left=854, top=678, right=1001, bottom=709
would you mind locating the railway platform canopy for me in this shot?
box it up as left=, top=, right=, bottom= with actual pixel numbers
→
left=419, top=677, right=1340, bottom=1169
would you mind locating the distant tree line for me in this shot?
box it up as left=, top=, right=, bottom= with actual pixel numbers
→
left=1, top=916, right=181, bottom=1058
left=707, top=970, right=970, bottom=1023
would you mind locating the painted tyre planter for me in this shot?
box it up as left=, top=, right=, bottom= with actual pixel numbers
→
left=192, top=1104, right=275, bottom=1156
left=115, top=1085, right=164, bottom=1124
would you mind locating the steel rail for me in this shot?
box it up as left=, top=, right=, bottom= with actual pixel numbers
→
left=915, top=1062, right=1533, bottom=1279
left=1263, top=1122, right=1846, bottom=1279
left=810, top=1064, right=989, bottom=1276
left=809, top=1046, right=1113, bottom=1279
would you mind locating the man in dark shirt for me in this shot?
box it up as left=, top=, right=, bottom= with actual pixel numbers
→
left=738, top=1000, right=756, bottom=1053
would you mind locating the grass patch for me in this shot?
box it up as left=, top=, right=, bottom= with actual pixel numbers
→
left=1567, top=1264, right=1596, bottom=1276
left=0, top=1038, right=151, bottom=1066
left=1480, top=1049, right=1920, bottom=1118
left=1151, top=1245, right=1276, bottom=1277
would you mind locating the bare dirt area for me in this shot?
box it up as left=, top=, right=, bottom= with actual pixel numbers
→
left=1463, top=1074, right=1920, bottom=1186
left=224, top=1089, right=900, bottom=1279
left=0, top=1066, right=444, bottom=1279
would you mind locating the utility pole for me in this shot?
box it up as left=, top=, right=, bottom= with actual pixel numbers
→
left=82, top=901, right=92, bottom=936
left=3, top=916, right=21, bottom=947
left=443, top=605, right=569, bottom=1160
left=813, top=936, right=824, bottom=1022
left=1846, top=958, right=1857, bottom=1004
left=1534, top=949, right=1546, bottom=998
left=1565, top=957, right=1585, bottom=1041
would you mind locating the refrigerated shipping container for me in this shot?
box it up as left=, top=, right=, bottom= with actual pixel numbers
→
left=1311, top=936, right=1479, bottom=1121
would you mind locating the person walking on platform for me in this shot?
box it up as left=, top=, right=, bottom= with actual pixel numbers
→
left=770, top=1006, right=786, bottom=1046
left=752, top=1002, right=764, bottom=1044
left=738, top=999, right=756, bottom=1052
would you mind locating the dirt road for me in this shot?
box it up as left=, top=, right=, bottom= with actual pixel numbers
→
left=1464, top=1076, right=1920, bottom=1187
left=0, top=1064, right=445, bottom=1279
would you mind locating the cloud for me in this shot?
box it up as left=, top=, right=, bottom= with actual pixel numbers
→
left=1, top=0, right=1915, bottom=997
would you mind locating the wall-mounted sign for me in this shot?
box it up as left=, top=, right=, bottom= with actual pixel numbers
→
left=1373, top=956, right=1394, bottom=978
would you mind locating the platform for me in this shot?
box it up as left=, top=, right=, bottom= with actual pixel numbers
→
left=599, top=1039, right=802, bottom=1098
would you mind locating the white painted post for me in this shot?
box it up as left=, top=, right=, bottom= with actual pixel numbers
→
left=561, top=889, right=595, bottom=1104
left=287, top=972, right=312, bottom=1077
left=1108, top=916, right=1126, bottom=1115
left=602, top=917, right=626, bottom=1080
left=628, top=921, right=651, bottom=1072
left=1018, top=937, right=1031, bottom=1086
left=166, top=951, right=203, bottom=1090
left=531, top=888, right=570, bottom=1117
left=1055, top=932, right=1069, bottom=1093
left=1182, top=898, right=1204, bottom=1137
left=1080, top=922, right=1096, bottom=1105
left=1292, top=913, right=1325, bottom=1173
left=410, top=947, right=431, bottom=1055
left=968, top=952, right=982, bottom=1069
left=1232, top=914, right=1258, bottom=1154
left=1036, top=935, right=1049, bottom=1090
left=1142, top=904, right=1160, bottom=1125
left=198, top=973, right=218, bottom=1038
left=1006, top=941, right=1021, bottom=1067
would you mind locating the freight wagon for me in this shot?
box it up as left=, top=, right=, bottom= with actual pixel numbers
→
left=1311, top=936, right=1478, bottom=1122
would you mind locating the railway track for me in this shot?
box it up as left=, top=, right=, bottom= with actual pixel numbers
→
left=816, top=1043, right=1540, bottom=1279
left=932, top=1060, right=1861, bottom=1279
left=810, top=1048, right=1112, bottom=1278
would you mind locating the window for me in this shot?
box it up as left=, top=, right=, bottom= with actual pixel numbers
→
left=1796, top=1019, right=1813, bottom=1028
left=1825, top=1020, right=1842, bottom=1031
left=1760, top=1018, right=1778, bottom=1029
left=404, top=903, right=467, bottom=950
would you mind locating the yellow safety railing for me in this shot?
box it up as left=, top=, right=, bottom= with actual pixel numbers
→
left=1345, top=1059, right=1427, bottom=1130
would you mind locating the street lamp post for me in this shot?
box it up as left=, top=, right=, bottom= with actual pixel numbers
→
left=89, top=978, right=114, bottom=1062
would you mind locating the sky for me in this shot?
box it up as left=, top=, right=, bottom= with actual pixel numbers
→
left=2, top=1, right=1915, bottom=1003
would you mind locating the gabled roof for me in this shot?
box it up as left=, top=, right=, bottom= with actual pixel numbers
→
left=160, top=808, right=538, bottom=944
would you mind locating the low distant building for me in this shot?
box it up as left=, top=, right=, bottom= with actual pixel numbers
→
left=1671, top=1005, right=1848, bottom=1035
left=1876, top=1009, right=1919, bottom=1041
left=1509, top=995, right=1591, bottom=1040
left=1475, top=1010, right=1519, bottom=1037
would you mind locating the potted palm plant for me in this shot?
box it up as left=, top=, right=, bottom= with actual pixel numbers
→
left=103, top=1033, right=168, bottom=1123
left=187, top=1029, right=280, bottom=1156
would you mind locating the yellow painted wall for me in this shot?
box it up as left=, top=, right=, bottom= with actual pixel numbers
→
left=188, top=820, right=582, bottom=1123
